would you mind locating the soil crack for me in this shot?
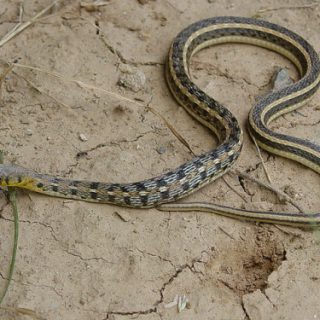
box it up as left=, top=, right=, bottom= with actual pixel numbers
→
left=102, top=251, right=209, bottom=318
left=135, top=248, right=176, bottom=269
left=0, top=271, right=62, bottom=298
left=76, top=130, right=154, bottom=159
left=0, top=216, right=58, bottom=241
left=99, top=36, right=163, bottom=67
left=64, top=249, right=114, bottom=265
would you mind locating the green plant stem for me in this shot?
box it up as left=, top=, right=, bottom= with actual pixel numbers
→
left=0, top=153, right=19, bottom=305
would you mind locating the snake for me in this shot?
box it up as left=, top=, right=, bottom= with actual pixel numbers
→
left=0, top=16, right=319, bottom=227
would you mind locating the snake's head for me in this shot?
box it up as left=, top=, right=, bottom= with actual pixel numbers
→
left=0, top=164, right=36, bottom=187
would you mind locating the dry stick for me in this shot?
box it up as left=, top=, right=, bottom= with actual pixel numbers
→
left=0, top=0, right=59, bottom=47
left=3, top=61, right=140, bottom=106
left=13, top=71, right=71, bottom=109
left=257, top=2, right=319, bottom=14
left=28, top=3, right=75, bottom=24
left=19, top=1, right=25, bottom=23
left=231, top=169, right=306, bottom=213
left=147, top=106, right=196, bottom=155
left=80, top=1, right=110, bottom=10
left=0, top=307, right=44, bottom=320
left=251, top=134, right=272, bottom=183
left=221, top=176, right=247, bottom=202
left=163, top=0, right=183, bottom=14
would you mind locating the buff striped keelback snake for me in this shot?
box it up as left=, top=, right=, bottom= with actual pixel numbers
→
left=0, top=17, right=319, bottom=227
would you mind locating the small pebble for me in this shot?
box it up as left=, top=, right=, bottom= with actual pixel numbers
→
left=79, top=133, right=88, bottom=141
left=26, top=128, right=33, bottom=136
left=156, top=146, right=166, bottom=154
left=272, top=68, right=293, bottom=91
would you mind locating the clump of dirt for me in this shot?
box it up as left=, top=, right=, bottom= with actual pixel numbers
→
left=241, top=228, right=286, bottom=294
left=211, top=226, right=286, bottom=296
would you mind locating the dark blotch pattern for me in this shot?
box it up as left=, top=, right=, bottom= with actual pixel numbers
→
left=200, top=171, right=207, bottom=180
left=37, top=182, right=44, bottom=188
left=90, top=192, right=98, bottom=200
left=134, top=182, right=147, bottom=191
left=182, top=182, right=190, bottom=191
left=90, top=182, right=99, bottom=190
left=108, top=195, right=115, bottom=202
left=140, top=195, right=149, bottom=205
left=157, top=179, right=167, bottom=188
left=160, top=190, right=170, bottom=199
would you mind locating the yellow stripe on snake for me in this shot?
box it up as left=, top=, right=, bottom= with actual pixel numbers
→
left=1, top=17, right=319, bottom=227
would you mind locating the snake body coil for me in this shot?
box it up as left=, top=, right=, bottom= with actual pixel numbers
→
left=1, top=17, right=320, bottom=226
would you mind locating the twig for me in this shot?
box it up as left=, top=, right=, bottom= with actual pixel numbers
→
left=222, top=176, right=247, bottom=202
left=251, top=134, right=272, bottom=183
left=218, top=226, right=235, bottom=240
left=13, top=71, right=71, bottom=109
left=80, top=1, right=110, bottom=10
left=2, top=61, right=141, bottom=106
left=147, top=106, right=196, bottom=155
left=0, top=0, right=59, bottom=47
left=19, top=1, right=25, bottom=23
left=0, top=307, right=44, bottom=320
left=163, top=0, right=183, bottom=13
left=256, top=2, right=319, bottom=14
left=232, top=169, right=306, bottom=213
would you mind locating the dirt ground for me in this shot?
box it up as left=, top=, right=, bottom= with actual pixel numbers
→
left=0, top=1, right=319, bottom=319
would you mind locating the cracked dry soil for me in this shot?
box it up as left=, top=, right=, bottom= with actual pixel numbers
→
left=0, top=1, right=320, bottom=320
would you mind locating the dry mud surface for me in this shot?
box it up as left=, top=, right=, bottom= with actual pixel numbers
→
left=0, top=1, right=319, bottom=319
